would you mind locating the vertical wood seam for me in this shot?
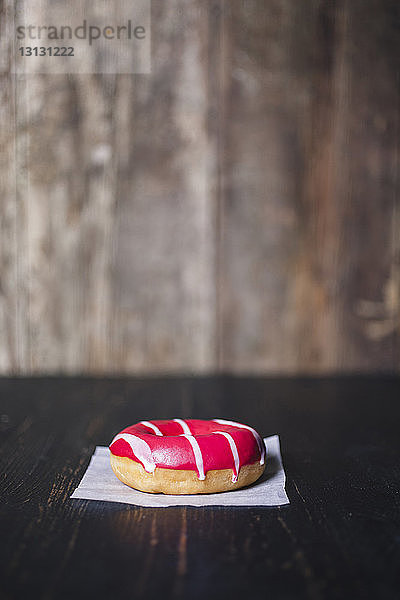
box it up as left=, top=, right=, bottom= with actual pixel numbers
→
left=215, top=0, right=228, bottom=372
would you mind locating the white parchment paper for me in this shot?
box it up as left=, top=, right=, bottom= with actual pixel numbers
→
left=70, top=435, right=289, bottom=507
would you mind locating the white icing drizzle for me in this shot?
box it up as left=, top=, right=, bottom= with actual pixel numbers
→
left=139, top=420, right=163, bottom=436
left=213, top=418, right=265, bottom=465
left=214, top=431, right=240, bottom=483
left=180, top=434, right=205, bottom=480
left=173, top=418, right=192, bottom=435
left=111, top=433, right=156, bottom=474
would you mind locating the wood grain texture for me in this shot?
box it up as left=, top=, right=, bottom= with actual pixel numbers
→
left=0, top=376, right=400, bottom=599
left=219, top=0, right=400, bottom=372
left=0, top=1, right=217, bottom=374
left=0, top=0, right=399, bottom=374
left=111, top=1, right=217, bottom=372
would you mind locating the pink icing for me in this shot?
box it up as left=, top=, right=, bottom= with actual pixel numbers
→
left=109, top=419, right=265, bottom=482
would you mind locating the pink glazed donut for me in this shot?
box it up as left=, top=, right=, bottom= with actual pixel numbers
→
left=109, top=418, right=266, bottom=494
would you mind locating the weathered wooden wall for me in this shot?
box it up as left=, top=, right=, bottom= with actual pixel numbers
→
left=0, top=0, right=399, bottom=374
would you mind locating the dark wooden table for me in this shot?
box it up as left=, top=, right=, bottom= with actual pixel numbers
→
left=1, top=376, right=399, bottom=600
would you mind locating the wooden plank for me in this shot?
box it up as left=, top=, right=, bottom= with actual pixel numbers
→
left=334, top=0, right=400, bottom=370
left=111, top=0, right=217, bottom=372
left=218, top=0, right=318, bottom=371
left=219, top=0, right=400, bottom=372
left=0, top=64, right=18, bottom=372
left=293, top=0, right=400, bottom=372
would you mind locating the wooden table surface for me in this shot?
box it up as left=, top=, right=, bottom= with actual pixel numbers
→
left=0, top=376, right=399, bottom=600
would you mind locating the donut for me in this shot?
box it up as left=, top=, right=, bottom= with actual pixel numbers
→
left=109, top=418, right=266, bottom=494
